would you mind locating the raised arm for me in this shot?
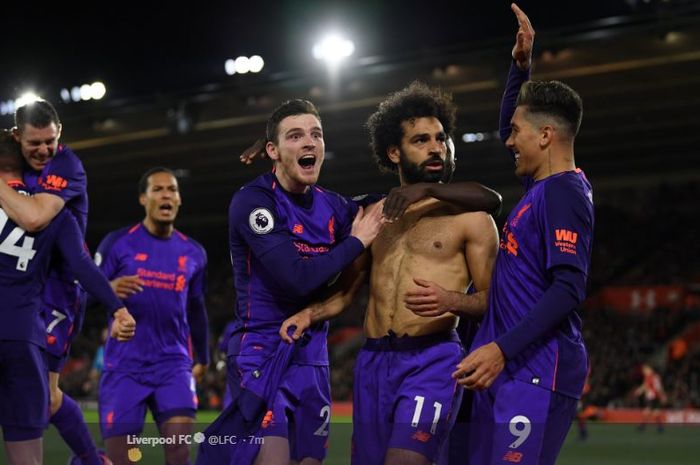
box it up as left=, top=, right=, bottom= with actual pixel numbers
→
left=280, top=250, right=370, bottom=343
left=499, top=3, right=534, bottom=145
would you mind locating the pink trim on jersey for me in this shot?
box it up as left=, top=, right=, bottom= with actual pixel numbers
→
left=127, top=223, right=141, bottom=234
left=240, top=249, right=252, bottom=348
left=552, top=349, right=560, bottom=391
left=175, top=229, right=188, bottom=241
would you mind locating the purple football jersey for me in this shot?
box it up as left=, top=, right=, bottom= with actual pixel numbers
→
left=471, top=169, right=594, bottom=398
left=228, top=172, right=362, bottom=365
left=0, top=182, right=103, bottom=347
left=23, top=145, right=88, bottom=282
left=96, top=223, right=207, bottom=371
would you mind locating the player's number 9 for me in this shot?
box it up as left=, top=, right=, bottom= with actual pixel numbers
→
left=508, top=415, right=531, bottom=448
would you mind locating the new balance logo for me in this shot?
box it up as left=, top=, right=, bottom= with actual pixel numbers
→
left=261, top=410, right=274, bottom=429
left=502, top=451, right=524, bottom=463
left=134, top=253, right=148, bottom=261
left=411, top=430, right=431, bottom=443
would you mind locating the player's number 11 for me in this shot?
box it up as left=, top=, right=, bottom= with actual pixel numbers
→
left=411, top=395, right=442, bottom=434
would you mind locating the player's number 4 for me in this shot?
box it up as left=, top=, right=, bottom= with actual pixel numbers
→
left=0, top=209, right=37, bottom=271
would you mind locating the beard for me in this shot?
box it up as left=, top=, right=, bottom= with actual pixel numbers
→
left=399, top=152, right=445, bottom=184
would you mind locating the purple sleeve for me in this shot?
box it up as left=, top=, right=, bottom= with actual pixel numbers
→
left=35, top=145, right=86, bottom=203
left=499, top=60, right=531, bottom=145
left=54, top=214, right=123, bottom=313
left=543, top=176, right=594, bottom=275
left=495, top=265, right=586, bottom=360
left=95, top=230, right=124, bottom=279
left=188, top=294, right=210, bottom=364
left=230, top=188, right=365, bottom=299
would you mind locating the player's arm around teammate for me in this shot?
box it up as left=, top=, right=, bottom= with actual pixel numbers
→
left=280, top=249, right=371, bottom=343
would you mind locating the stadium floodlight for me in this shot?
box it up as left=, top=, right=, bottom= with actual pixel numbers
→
left=15, top=92, right=42, bottom=108
left=249, top=55, right=264, bottom=73
left=0, top=101, right=12, bottom=116
left=225, top=59, right=236, bottom=75
left=462, top=132, right=489, bottom=143
left=312, top=34, right=355, bottom=64
left=234, top=56, right=250, bottom=74
left=80, top=84, right=92, bottom=101
left=71, top=86, right=81, bottom=102
left=60, top=88, right=71, bottom=103
left=90, top=82, right=107, bottom=100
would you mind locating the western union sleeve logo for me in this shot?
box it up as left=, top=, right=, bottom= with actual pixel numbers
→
left=554, top=229, right=578, bottom=255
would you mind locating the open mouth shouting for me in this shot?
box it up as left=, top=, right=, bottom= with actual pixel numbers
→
left=298, top=154, right=317, bottom=171
left=158, top=203, right=175, bottom=216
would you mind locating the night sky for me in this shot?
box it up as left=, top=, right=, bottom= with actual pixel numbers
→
left=0, top=0, right=686, bottom=102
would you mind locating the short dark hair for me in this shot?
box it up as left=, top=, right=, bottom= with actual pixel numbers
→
left=266, top=99, right=321, bottom=144
left=0, top=129, right=22, bottom=173
left=15, top=99, right=61, bottom=130
left=516, top=80, right=583, bottom=138
left=367, top=81, right=456, bottom=173
left=138, top=167, right=176, bottom=194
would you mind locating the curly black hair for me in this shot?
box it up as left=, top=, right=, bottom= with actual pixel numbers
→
left=366, top=81, right=456, bottom=173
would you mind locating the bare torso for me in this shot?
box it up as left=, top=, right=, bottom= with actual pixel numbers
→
left=365, top=198, right=472, bottom=338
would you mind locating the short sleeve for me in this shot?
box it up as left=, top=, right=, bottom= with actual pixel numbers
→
left=95, top=230, right=125, bottom=280
left=35, top=146, right=86, bottom=203
left=543, top=177, right=594, bottom=275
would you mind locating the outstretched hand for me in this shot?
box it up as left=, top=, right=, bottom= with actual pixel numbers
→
left=511, top=3, right=535, bottom=70
left=351, top=199, right=386, bottom=248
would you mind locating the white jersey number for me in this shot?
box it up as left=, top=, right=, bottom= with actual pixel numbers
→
left=0, top=209, right=37, bottom=271
left=314, top=405, right=331, bottom=437
left=411, top=395, right=443, bottom=435
left=508, top=415, right=532, bottom=448
left=46, top=310, right=67, bottom=333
